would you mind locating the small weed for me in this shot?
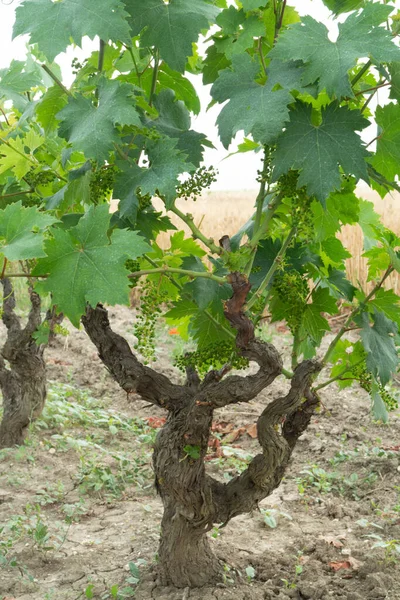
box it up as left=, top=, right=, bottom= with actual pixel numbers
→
left=34, top=481, right=65, bottom=505
left=261, top=508, right=292, bottom=529
left=296, top=464, right=377, bottom=499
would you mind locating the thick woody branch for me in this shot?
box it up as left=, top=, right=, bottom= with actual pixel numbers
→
left=208, top=359, right=321, bottom=524
left=199, top=272, right=282, bottom=407
left=82, top=305, right=189, bottom=410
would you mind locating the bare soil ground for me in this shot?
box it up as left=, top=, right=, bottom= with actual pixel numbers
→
left=1, top=306, right=400, bottom=600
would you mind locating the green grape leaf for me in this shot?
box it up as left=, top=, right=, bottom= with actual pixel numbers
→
left=216, top=6, right=245, bottom=34
left=329, top=339, right=366, bottom=389
left=211, top=54, right=292, bottom=148
left=322, top=0, right=366, bottom=14
left=272, top=102, right=370, bottom=203
left=13, top=0, right=131, bottom=62
left=325, top=267, right=357, bottom=301
left=189, top=310, right=232, bottom=349
left=125, top=0, right=219, bottom=73
left=370, top=378, right=389, bottom=423
left=0, top=60, right=41, bottom=109
left=271, top=4, right=400, bottom=99
left=217, top=14, right=265, bottom=58
left=0, top=138, right=33, bottom=180
left=360, top=310, right=398, bottom=385
left=358, top=199, right=382, bottom=248
left=301, top=287, right=338, bottom=344
left=34, top=206, right=150, bottom=327
left=158, top=64, right=201, bottom=115
left=369, top=288, right=400, bottom=328
left=0, top=201, right=57, bottom=261
left=32, top=321, right=51, bottom=346
left=369, top=103, right=400, bottom=184
left=389, top=62, right=400, bottom=102
left=241, top=0, right=264, bottom=10
left=150, top=90, right=211, bottom=167
left=36, top=86, right=68, bottom=134
left=267, top=59, right=318, bottom=96
left=202, top=45, right=231, bottom=85
left=57, top=79, right=141, bottom=162
left=114, top=138, right=193, bottom=216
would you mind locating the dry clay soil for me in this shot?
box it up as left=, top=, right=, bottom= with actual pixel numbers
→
left=0, top=305, right=400, bottom=600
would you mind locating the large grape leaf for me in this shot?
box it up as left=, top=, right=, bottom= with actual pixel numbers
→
left=0, top=60, right=41, bottom=109
left=369, top=289, right=400, bottom=329
left=125, top=0, right=219, bottom=73
left=0, top=201, right=57, bottom=261
left=13, top=0, right=131, bottom=62
left=150, top=90, right=211, bottom=167
left=34, top=206, right=150, bottom=327
left=36, top=86, right=68, bottom=134
left=57, top=79, right=141, bottom=162
left=272, top=102, right=370, bottom=203
left=271, top=3, right=400, bottom=99
left=114, top=137, right=192, bottom=217
left=368, top=103, right=400, bottom=184
left=211, top=54, right=292, bottom=148
left=301, top=287, right=338, bottom=345
left=360, top=310, right=398, bottom=385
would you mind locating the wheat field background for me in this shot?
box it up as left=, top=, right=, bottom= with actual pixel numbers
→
left=152, top=185, right=400, bottom=295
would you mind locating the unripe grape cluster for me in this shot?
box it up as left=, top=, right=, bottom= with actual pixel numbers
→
left=134, top=280, right=169, bottom=364
left=25, top=168, right=56, bottom=188
left=174, top=341, right=248, bottom=376
left=89, top=164, right=118, bottom=203
left=125, top=260, right=141, bottom=288
left=273, top=270, right=309, bottom=334
left=277, top=170, right=313, bottom=235
left=352, top=363, right=398, bottom=411
left=177, top=166, right=218, bottom=201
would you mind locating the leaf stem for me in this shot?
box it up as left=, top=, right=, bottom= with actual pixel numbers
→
left=0, top=189, right=34, bottom=199
left=351, top=60, right=372, bottom=87
left=128, top=267, right=227, bottom=284
left=247, top=226, right=296, bottom=311
left=149, top=49, right=160, bottom=107
left=322, top=266, right=394, bottom=365
left=355, top=81, right=390, bottom=97
left=0, top=107, right=10, bottom=127
left=276, top=0, right=287, bottom=32
left=169, top=205, right=222, bottom=255
left=313, top=359, right=364, bottom=391
left=41, top=64, right=72, bottom=97
left=0, top=258, right=7, bottom=280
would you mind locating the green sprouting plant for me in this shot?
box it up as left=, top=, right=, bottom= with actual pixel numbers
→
left=261, top=508, right=293, bottom=529
left=296, top=465, right=377, bottom=499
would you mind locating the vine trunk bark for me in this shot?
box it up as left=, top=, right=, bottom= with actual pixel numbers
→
left=0, top=279, right=47, bottom=449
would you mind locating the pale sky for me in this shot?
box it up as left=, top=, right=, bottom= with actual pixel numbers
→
left=0, top=0, right=396, bottom=190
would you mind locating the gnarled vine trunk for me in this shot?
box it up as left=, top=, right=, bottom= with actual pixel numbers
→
left=82, top=272, right=321, bottom=588
left=0, top=279, right=47, bottom=449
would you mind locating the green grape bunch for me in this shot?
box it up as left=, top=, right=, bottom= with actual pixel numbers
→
left=352, top=363, right=398, bottom=411
left=174, top=340, right=248, bottom=377
left=277, top=170, right=313, bottom=236
left=273, top=270, right=309, bottom=335
left=177, top=166, right=218, bottom=201
left=133, top=280, right=169, bottom=364
left=89, top=164, right=118, bottom=203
